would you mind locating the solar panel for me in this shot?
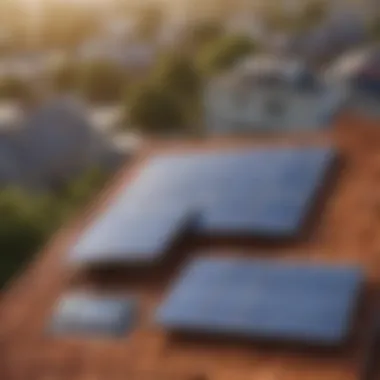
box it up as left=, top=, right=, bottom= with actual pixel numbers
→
left=200, top=147, right=335, bottom=237
left=70, top=203, right=197, bottom=266
left=156, top=257, right=363, bottom=345
left=48, top=292, right=136, bottom=337
left=70, top=146, right=336, bottom=266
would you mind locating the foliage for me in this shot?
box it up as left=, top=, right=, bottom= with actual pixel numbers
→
left=79, top=61, right=127, bottom=104
left=0, top=189, right=54, bottom=288
left=0, top=76, right=31, bottom=101
left=129, top=84, right=185, bottom=134
left=198, top=35, right=256, bottom=73
left=154, top=54, right=202, bottom=102
left=59, top=167, right=109, bottom=211
left=0, top=167, right=109, bottom=289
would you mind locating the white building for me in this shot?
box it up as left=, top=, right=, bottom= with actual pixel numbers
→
left=325, top=46, right=380, bottom=119
left=204, top=55, right=346, bottom=135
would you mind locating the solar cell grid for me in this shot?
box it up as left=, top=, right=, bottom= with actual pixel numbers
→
left=156, top=257, right=363, bottom=345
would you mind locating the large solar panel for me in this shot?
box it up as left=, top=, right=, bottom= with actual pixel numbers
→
left=70, top=146, right=335, bottom=266
left=156, top=257, right=363, bottom=345
left=48, top=292, right=136, bottom=337
left=70, top=203, right=196, bottom=266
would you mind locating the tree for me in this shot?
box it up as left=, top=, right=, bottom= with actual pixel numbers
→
left=129, top=84, right=185, bottom=134
left=60, top=167, right=109, bottom=211
left=80, top=61, right=127, bottom=104
left=0, top=189, right=55, bottom=288
left=154, top=55, right=202, bottom=101
left=198, top=35, right=256, bottom=73
left=0, top=167, right=109, bottom=289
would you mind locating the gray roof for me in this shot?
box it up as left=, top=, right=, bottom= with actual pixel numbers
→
left=0, top=98, right=125, bottom=190
left=0, top=132, right=31, bottom=188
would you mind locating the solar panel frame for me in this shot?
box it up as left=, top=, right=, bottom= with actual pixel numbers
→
left=47, top=292, right=136, bottom=338
left=156, top=257, right=363, bottom=346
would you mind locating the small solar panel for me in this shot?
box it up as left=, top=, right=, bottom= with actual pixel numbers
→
left=48, top=292, right=136, bottom=337
left=70, top=203, right=196, bottom=266
left=156, top=257, right=363, bottom=345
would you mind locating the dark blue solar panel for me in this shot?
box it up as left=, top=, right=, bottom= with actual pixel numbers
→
left=199, top=147, right=335, bottom=236
left=70, top=203, right=196, bottom=265
left=70, top=146, right=335, bottom=266
left=156, top=257, right=363, bottom=345
left=48, top=292, right=136, bottom=337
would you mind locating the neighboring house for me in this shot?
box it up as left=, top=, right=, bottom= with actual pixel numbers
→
left=204, top=55, right=346, bottom=135
left=0, top=98, right=128, bottom=191
left=326, top=46, right=380, bottom=118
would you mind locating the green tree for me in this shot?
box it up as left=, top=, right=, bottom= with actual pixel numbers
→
left=0, top=167, right=109, bottom=289
left=0, top=189, right=55, bottom=288
left=198, top=35, right=256, bottom=73
left=154, top=55, right=202, bottom=101
left=80, top=61, right=127, bottom=104
left=60, top=167, right=109, bottom=211
left=129, top=84, right=185, bottom=135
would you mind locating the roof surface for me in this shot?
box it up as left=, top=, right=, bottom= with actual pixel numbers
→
left=1, top=118, right=380, bottom=380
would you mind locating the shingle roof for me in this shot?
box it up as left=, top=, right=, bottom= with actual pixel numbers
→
left=0, top=128, right=379, bottom=380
